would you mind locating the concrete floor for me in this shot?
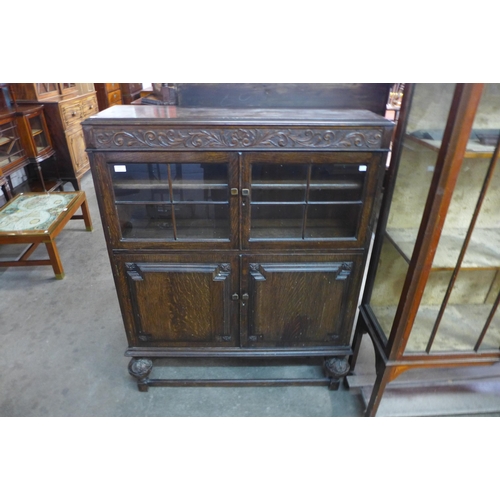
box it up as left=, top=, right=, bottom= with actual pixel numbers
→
left=1, top=173, right=500, bottom=417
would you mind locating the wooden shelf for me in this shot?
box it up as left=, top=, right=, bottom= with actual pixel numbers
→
left=372, top=303, right=500, bottom=353
left=406, top=134, right=496, bottom=159
left=386, top=227, right=500, bottom=269
left=114, top=180, right=228, bottom=190
left=252, top=180, right=363, bottom=190
left=0, top=136, right=14, bottom=147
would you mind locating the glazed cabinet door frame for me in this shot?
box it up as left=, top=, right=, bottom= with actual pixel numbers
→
left=241, top=151, right=385, bottom=250
left=90, top=151, right=240, bottom=251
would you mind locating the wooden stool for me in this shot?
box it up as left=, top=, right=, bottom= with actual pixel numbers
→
left=0, top=191, right=93, bottom=279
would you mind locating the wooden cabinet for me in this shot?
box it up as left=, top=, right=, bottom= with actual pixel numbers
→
left=120, top=83, right=143, bottom=104
left=94, top=83, right=122, bottom=110
left=82, top=105, right=393, bottom=390
left=0, top=110, right=28, bottom=177
left=351, top=83, right=500, bottom=416
left=12, top=88, right=98, bottom=190
left=15, top=104, right=53, bottom=163
left=0, top=103, right=56, bottom=198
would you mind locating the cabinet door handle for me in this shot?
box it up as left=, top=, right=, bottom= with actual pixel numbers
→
left=242, top=293, right=249, bottom=300
left=231, top=293, right=239, bottom=300
left=242, top=188, right=250, bottom=196
left=230, top=188, right=238, bottom=196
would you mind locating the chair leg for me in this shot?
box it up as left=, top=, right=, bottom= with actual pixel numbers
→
left=45, top=240, right=65, bottom=279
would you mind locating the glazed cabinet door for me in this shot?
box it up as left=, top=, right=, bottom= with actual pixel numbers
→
left=92, top=151, right=239, bottom=250
left=240, top=254, right=364, bottom=348
left=114, top=254, right=239, bottom=348
left=241, top=151, right=384, bottom=250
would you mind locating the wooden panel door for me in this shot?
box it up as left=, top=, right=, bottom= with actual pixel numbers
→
left=66, top=126, right=90, bottom=176
left=240, top=254, right=364, bottom=348
left=116, top=254, right=239, bottom=347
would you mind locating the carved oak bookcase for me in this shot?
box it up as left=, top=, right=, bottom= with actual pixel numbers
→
left=82, top=105, right=393, bottom=391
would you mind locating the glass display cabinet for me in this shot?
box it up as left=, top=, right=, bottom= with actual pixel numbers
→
left=352, top=83, right=500, bottom=416
left=10, top=83, right=78, bottom=101
left=0, top=110, right=28, bottom=176
left=16, top=104, right=53, bottom=162
left=82, top=105, right=394, bottom=391
left=0, top=84, right=56, bottom=198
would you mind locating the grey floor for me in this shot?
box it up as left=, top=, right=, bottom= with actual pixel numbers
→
left=2, top=173, right=500, bottom=417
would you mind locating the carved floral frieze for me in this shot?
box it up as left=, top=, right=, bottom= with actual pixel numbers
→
left=90, top=127, right=384, bottom=150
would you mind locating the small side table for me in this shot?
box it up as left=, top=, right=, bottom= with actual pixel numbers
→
left=0, top=191, right=93, bottom=279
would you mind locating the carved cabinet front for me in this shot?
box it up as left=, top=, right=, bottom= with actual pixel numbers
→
left=82, top=106, right=393, bottom=389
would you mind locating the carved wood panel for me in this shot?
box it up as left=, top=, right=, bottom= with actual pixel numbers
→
left=88, top=126, right=385, bottom=151
left=124, top=260, right=236, bottom=346
left=241, top=256, right=362, bottom=348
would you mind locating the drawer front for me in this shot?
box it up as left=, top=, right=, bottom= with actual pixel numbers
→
left=108, top=90, right=122, bottom=105
left=81, top=94, right=98, bottom=118
left=60, top=100, right=83, bottom=129
left=105, top=83, right=120, bottom=92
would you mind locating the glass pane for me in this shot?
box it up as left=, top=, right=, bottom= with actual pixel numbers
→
left=29, top=116, right=48, bottom=152
left=170, top=163, right=228, bottom=202
left=305, top=204, right=360, bottom=239
left=116, top=204, right=174, bottom=239
left=251, top=204, right=304, bottom=239
left=251, top=163, right=307, bottom=202
left=0, top=121, right=23, bottom=168
left=176, top=204, right=229, bottom=239
left=36, top=83, right=58, bottom=96
left=309, top=164, right=365, bottom=202
left=249, top=161, right=366, bottom=241
left=110, top=161, right=230, bottom=241
left=369, top=84, right=457, bottom=343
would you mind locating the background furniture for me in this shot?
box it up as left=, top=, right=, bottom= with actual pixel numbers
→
left=350, top=83, right=500, bottom=416
left=82, top=103, right=393, bottom=390
left=0, top=85, right=56, bottom=200
left=120, top=83, right=143, bottom=104
left=0, top=108, right=29, bottom=199
left=0, top=191, right=93, bottom=279
left=11, top=85, right=99, bottom=190
left=10, top=83, right=78, bottom=101
left=94, top=83, right=122, bottom=110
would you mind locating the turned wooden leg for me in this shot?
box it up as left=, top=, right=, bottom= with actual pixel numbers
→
left=45, top=239, right=65, bottom=279
left=128, top=358, right=153, bottom=392
left=324, top=356, right=350, bottom=390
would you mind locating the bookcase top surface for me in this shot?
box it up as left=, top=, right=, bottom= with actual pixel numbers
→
left=83, top=105, right=393, bottom=128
